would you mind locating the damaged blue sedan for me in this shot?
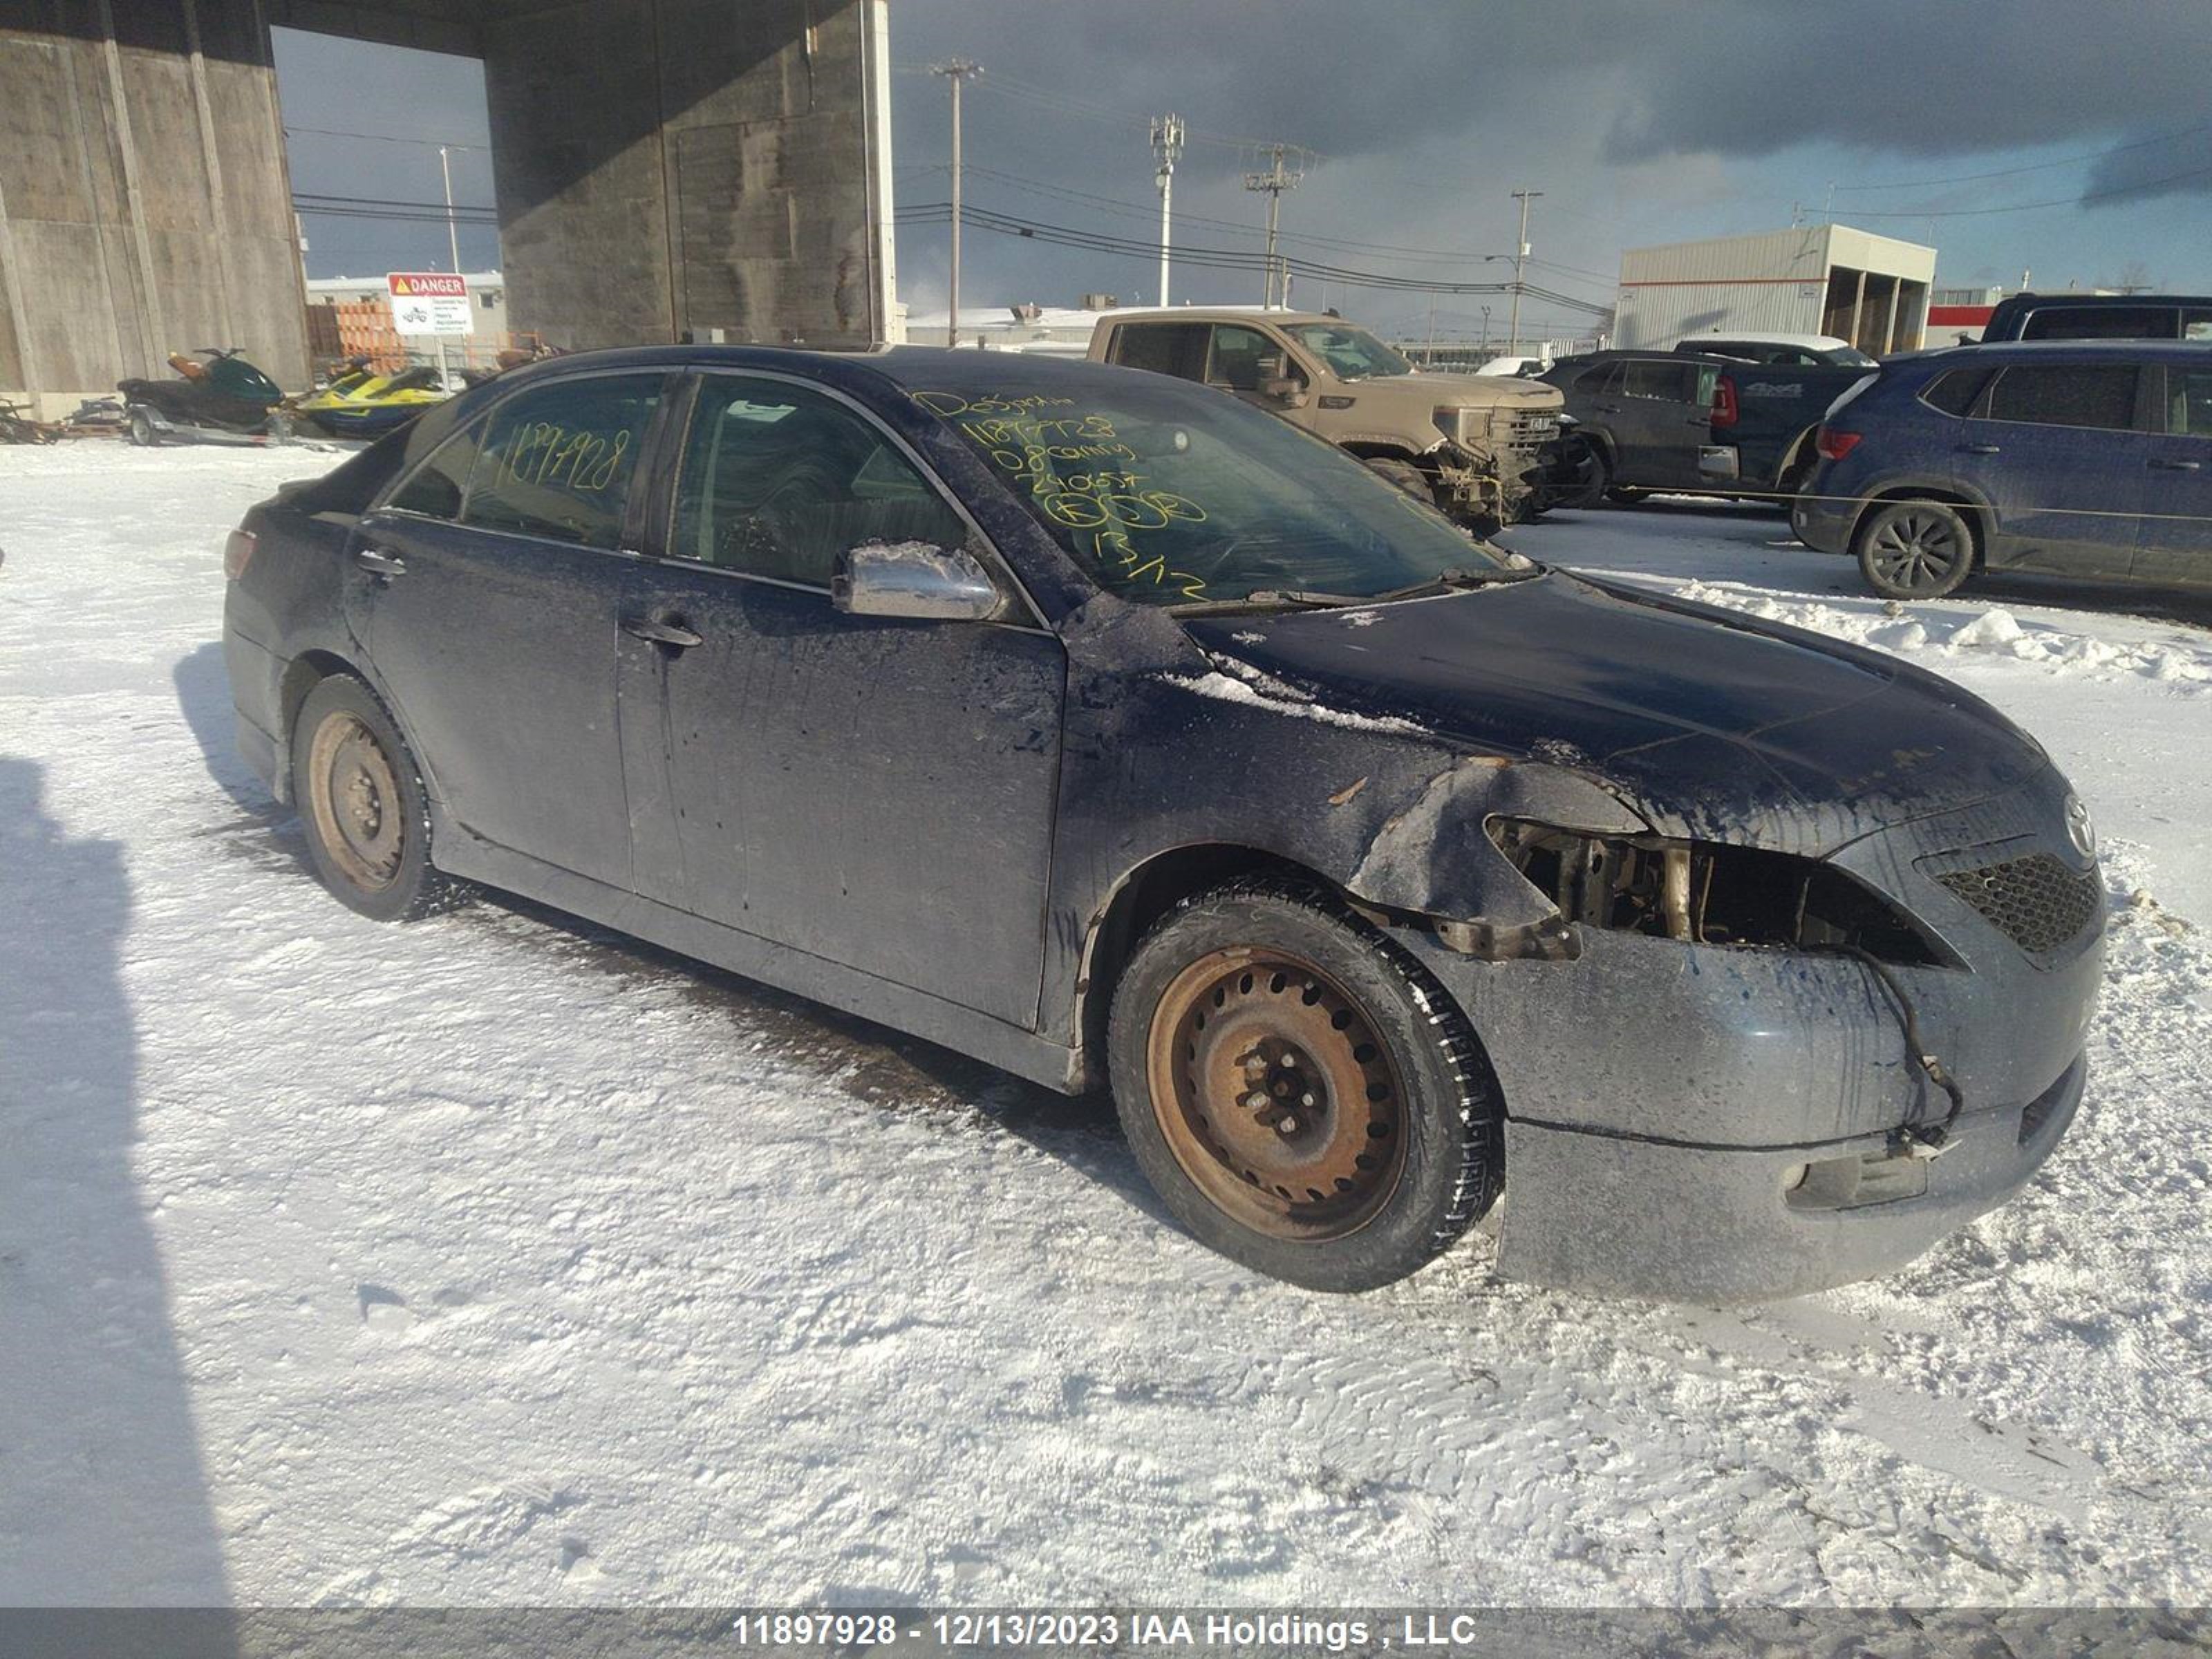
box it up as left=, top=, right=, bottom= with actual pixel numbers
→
left=223, top=346, right=2103, bottom=1302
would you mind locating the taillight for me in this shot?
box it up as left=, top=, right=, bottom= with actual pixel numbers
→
left=1711, top=375, right=1738, bottom=428
left=223, top=529, right=257, bottom=581
left=1815, top=427, right=1862, bottom=462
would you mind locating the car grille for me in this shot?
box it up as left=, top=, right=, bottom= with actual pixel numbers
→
left=1931, top=853, right=2101, bottom=955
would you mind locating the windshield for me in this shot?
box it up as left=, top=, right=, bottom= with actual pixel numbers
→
left=1284, top=323, right=1415, bottom=381
left=899, top=362, right=1512, bottom=608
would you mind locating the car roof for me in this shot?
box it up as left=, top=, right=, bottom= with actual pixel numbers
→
left=1994, top=291, right=2212, bottom=310
left=1903, top=339, right=2212, bottom=365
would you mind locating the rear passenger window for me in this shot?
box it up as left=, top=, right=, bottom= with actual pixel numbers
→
left=1110, top=324, right=1210, bottom=382
left=671, top=377, right=968, bottom=588
left=1983, top=365, right=2141, bottom=431
left=1919, top=366, right=1992, bottom=417
left=2018, top=306, right=2173, bottom=341
left=388, top=429, right=477, bottom=519
left=460, top=375, right=664, bottom=550
left=1622, top=361, right=1694, bottom=402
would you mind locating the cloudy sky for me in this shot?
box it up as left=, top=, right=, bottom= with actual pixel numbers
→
left=275, top=1, right=2212, bottom=344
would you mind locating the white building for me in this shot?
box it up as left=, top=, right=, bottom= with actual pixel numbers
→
left=1613, top=225, right=1936, bottom=355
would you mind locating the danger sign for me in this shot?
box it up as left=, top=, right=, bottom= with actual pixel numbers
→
left=386, top=272, right=471, bottom=337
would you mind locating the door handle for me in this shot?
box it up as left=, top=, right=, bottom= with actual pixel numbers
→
left=354, top=547, right=407, bottom=577
left=2150, top=457, right=2203, bottom=471
left=621, top=615, right=703, bottom=650
left=1957, top=443, right=2002, bottom=455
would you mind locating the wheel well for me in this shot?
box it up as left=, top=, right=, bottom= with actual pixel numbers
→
left=1855, top=486, right=1987, bottom=567
left=276, top=650, right=362, bottom=798
left=1078, top=844, right=1333, bottom=1081
left=1340, top=442, right=1425, bottom=469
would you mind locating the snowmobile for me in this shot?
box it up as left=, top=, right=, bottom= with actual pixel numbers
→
left=290, top=360, right=451, bottom=440
left=118, top=349, right=288, bottom=446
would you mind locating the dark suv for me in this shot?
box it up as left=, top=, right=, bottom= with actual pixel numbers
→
left=1980, top=292, right=2212, bottom=344
left=1540, top=350, right=1738, bottom=503
left=1792, top=341, right=2212, bottom=599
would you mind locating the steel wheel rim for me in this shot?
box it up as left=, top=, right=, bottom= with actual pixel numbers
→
left=1146, top=947, right=1407, bottom=1241
left=1868, top=510, right=1964, bottom=592
left=306, top=711, right=405, bottom=890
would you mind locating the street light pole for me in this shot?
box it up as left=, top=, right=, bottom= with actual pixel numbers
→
left=933, top=60, right=983, bottom=347
left=1150, top=113, right=1184, bottom=307
left=1508, top=187, right=1541, bottom=355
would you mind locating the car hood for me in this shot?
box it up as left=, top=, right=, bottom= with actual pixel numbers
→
left=1404, top=370, right=1564, bottom=409
left=1181, top=571, right=2047, bottom=854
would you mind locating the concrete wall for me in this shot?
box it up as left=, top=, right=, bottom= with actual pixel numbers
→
left=482, top=0, right=889, bottom=351
left=0, top=0, right=310, bottom=411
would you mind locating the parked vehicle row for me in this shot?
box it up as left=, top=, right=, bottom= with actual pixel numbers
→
left=225, top=344, right=2102, bottom=1302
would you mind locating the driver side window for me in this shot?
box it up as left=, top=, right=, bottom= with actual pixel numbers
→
left=1207, top=325, right=1286, bottom=393
left=671, top=377, right=968, bottom=588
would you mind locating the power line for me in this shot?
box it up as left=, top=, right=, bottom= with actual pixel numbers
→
left=1829, top=122, right=2212, bottom=192
left=285, top=125, right=489, bottom=151
left=1837, top=158, right=2212, bottom=218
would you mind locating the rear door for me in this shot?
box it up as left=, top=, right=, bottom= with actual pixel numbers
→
left=354, top=370, right=669, bottom=888
left=617, top=371, right=1067, bottom=1029
left=1614, top=357, right=1710, bottom=487
left=2133, top=362, right=2212, bottom=587
left=1953, top=362, right=2146, bottom=575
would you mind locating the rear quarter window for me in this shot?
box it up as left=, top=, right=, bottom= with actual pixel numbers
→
left=1918, top=366, right=1992, bottom=417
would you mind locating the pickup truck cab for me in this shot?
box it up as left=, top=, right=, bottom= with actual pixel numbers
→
left=1089, top=308, right=1565, bottom=532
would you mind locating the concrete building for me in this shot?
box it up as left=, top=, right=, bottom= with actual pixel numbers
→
left=1, top=0, right=895, bottom=416
left=1613, top=225, right=1936, bottom=356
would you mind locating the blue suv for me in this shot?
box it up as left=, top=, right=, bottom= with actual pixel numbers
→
left=1792, top=341, right=2212, bottom=599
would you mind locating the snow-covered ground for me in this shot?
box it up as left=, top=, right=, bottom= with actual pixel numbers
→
left=2, top=447, right=2209, bottom=1609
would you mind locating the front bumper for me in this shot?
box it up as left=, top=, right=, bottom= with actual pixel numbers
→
left=1397, top=780, right=2104, bottom=1302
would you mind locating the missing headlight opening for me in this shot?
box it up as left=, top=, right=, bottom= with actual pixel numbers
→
left=1488, top=818, right=1947, bottom=967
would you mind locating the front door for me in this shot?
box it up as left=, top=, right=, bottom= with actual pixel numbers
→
left=619, top=372, right=1067, bottom=1029
left=1956, top=361, right=2146, bottom=577
left=2134, top=362, right=2212, bottom=587
left=353, top=370, right=668, bottom=888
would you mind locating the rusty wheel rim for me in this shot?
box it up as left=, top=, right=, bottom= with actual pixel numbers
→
left=306, top=711, right=405, bottom=892
left=1146, top=946, right=1407, bottom=1241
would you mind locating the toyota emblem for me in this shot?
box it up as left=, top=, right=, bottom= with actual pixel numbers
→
left=2064, top=792, right=2097, bottom=861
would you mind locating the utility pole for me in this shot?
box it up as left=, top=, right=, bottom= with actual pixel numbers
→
left=1242, top=142, right=1306, bottom=308
left=1479, top=306, right=1492, bottom=351
left=1508, top=188, right=1541, bottom=355
left=438, top=144, right=460, bottom=386
left=933, top=59, right=983, bottom=346
left=1151, top=113, right=1184, bottom=308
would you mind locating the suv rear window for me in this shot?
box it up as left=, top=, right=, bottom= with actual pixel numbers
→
left=1983, top=364, right=2141, bottom=431
left=2018, top=306, right=2175, bottom=341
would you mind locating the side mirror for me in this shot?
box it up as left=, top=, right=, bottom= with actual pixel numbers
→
left=832, top=541, right=1003, bottom=622
left=1262, top=376, right=1309, bottom=409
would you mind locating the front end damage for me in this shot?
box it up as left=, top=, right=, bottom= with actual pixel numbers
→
left=1429, top=402, right=1565, bottom=525
left=1343, top=756, right=2103, bottom=1303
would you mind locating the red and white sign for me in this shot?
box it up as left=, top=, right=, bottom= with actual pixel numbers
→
left=386, top=272, right=472, bottom=337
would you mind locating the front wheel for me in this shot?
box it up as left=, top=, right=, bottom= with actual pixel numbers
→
left=1549, top=434, right=1609, bottom=511
left=1362, top=455, right=1434, bottom=503
left=1854, top=498, right=1974, bottom=599
left=290, top=675, right=453, bottom=921
left=1107, top=881, right=1501, bottom=1291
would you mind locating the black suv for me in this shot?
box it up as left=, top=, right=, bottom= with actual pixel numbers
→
left=1539, top=350, right=1738, bottom=504
left=1981, top=292, right=2212, bottom=344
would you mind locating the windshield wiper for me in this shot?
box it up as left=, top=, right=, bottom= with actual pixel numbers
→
left=1170, top=589, right=1365, bottom=617
left=1366, top=563, right=1539, bottom=603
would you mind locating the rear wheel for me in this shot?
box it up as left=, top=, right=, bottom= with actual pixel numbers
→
left=1854, top=498, right=1974, bottom=599
left=290, top=675, right=452, bottom=922
left=1107, top=881, right=1501, bottom=1291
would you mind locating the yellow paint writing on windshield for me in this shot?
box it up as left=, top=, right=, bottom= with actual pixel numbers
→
left=911, top=388, right=1210, bottom=598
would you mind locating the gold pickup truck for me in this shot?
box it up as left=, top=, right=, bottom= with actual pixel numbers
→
left=1088, top=308, right=1566, bottom=532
